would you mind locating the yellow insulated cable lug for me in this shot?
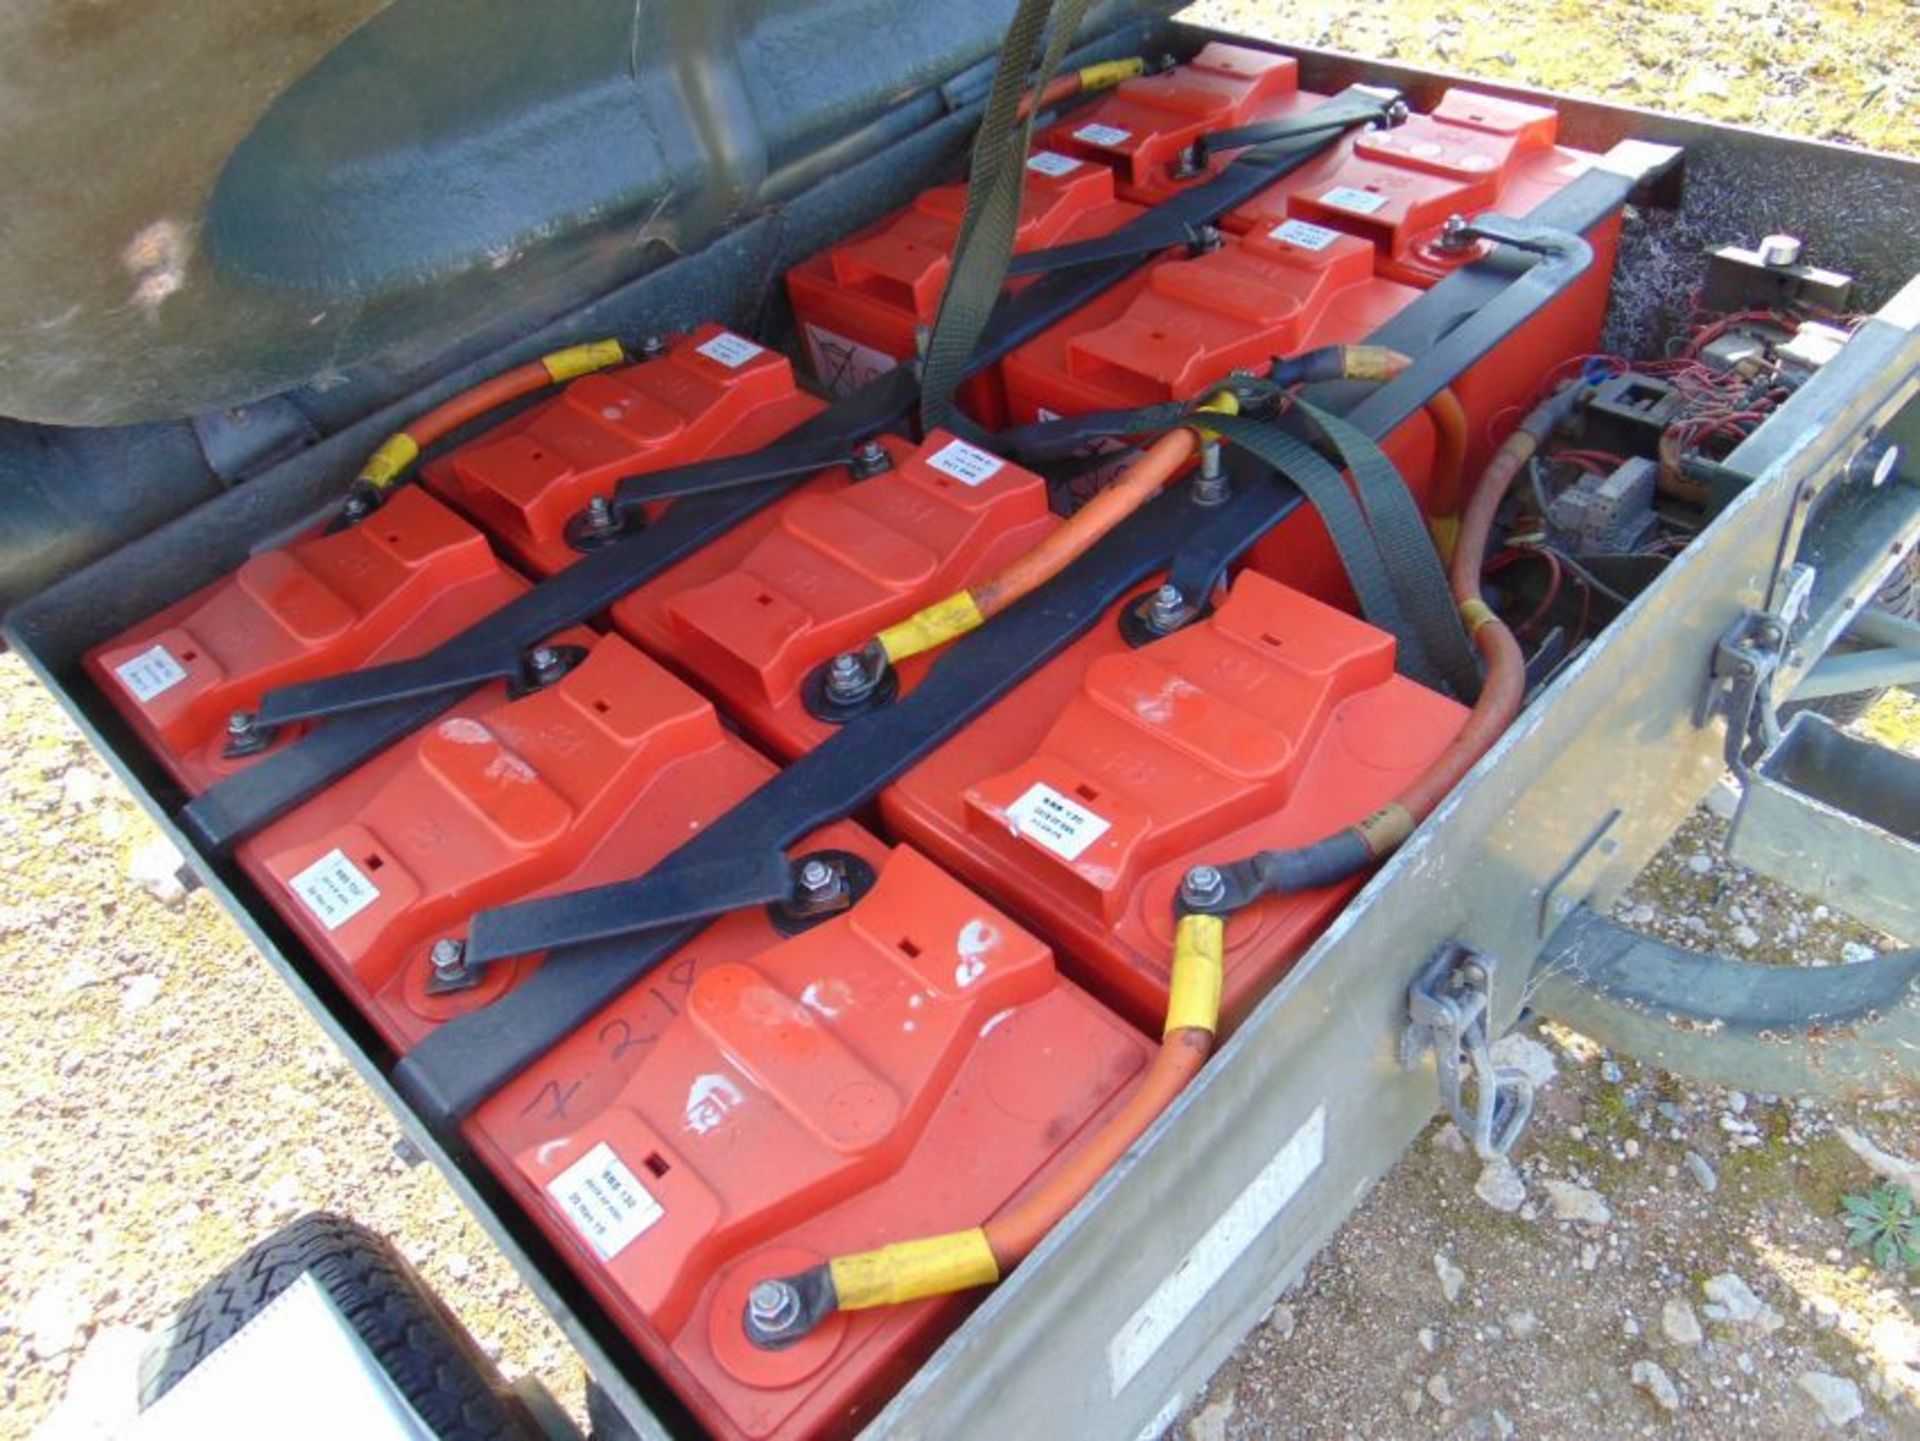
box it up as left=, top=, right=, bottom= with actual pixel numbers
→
left=541, top=338, right=627, bottom=383
left=357, top=432, right=420, bottom=491
left=828, top=1230, right=1000, bottom=1310
left=1076, top=57, right=1145, bottom=90
left=877, top=591, right=985, bottom=665
left=1166, top=913, right=1225, bottom=1037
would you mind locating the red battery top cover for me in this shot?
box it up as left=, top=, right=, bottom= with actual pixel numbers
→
left=1000, top=222, right=1421, bottom=418
left=611, top=430, right=1055, bottom=759
left=419, top=324, right=825, bottom=576
left=477, top=843, right=1153, bottom=1441
left=882, top=568, right=1469, bottom=1033
left=239, top=630, right=796, bottom=1053
left=785, top=155, right=1143, bottom=424
left=85, top=485, right=527, bottom=795
left=1035, top=42, right=1322, bottom=206
left=1225, top=89, right=1593, bottom=287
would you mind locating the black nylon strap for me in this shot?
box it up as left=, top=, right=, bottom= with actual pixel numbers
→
left=1290, top=398, right=1481, bottom=697
left=919, top=0, right=1090, bottom=434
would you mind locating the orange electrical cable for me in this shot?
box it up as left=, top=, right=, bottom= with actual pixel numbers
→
left=971, top=427, right=1198, bottom=618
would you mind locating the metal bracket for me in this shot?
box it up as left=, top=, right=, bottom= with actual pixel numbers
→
left=1401, top=944, right=1534, bottom=1161
left=1694, top=561, right=1815, bottom=772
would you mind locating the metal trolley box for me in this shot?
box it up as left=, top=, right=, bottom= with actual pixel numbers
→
left=8, top=9, right=1920, bottom=1436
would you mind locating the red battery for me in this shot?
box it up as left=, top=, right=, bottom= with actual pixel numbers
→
left=1001, top=223, right=1420, bottom=418
left=880, top=568, right=1468, bottom=1034
left=1034, top=42, right=1324, bottom=206
left=1225, top=89, right=1598, bottom=287
left=85, top=484, right=528, bottom=795
left=475, top=843, right=1153, bottom=1441
left=611, top=430, right=1055, bottom=759
left=785, top=155, right=1142, bottom=426
left=420, top=324, right=825, bottom=576
left=237, top=630, right=774, bottom=1053
left=233, top=624, right=1149, bottom=1439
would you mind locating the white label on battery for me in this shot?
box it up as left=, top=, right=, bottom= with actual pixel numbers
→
left=546, top=1141, right=664, bottom=1262
left=1319, top=185, right=1389, bottom=215
left=1073, top=122, right=1133, bottom=148
left=1268, top=218, right=1342, bottom=251
left=924, top=438, right=1006, bottom=487
left=694, top=331, right=764, bottom=368
left=287, top=848, right=380, bottom=932
left=113, top=644, right=188, bottom=703
left=1006, top=782, right=1111, bottom=861
left=1107, top=1105, right=1326, bottom=1396
left=1026, top=149, right=1083, bottom=177
left=802, top=321, right=900, bottom=397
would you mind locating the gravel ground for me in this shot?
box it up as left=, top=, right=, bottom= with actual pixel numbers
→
left=9, top=6, right=1920, bottom=1438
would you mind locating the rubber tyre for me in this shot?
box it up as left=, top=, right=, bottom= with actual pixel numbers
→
left=1784, top=552, right=1920, bottom=725
left=137, top=1211, right=541, bottom=1439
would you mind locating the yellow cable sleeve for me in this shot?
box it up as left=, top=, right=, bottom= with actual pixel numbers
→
left=1190, top=388, right=1241, bottom=444
left=1165, top=913, right=1225, bottom=1037
left=1339, top=346, right=1409, bottom=382
left=1356, top=804, right=1416, bottom=857
left=1429, top=514, right=1461, bottom=567
left=828, top=1230, right=1000, bottom=1310
left=1076, top=57, right=1145, bottom=90
left=1458, top=597, right=1499, bottom=634
left=877, top=591, right=985, bottom=665
left=541, top=339, right=627, bottom=383
left=357, top=433, right=421, bottom=491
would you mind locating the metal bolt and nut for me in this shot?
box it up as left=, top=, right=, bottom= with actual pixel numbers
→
left=1757, top=233, right=1804, bottom=268
left=529, top=645, right=561, bottom=675
left=585, top=495, right=617, bottom=530
left=227, top=710, right=257, bottom=739
left=639, top=335, right=670, bottom=360
left=849, top=439, right=892, bottom=479
left=1437, top=214, right=1473, bottom=254
left=797, top=859, right=837, bottom=899
left=1192, top=438, right=1228, bottom=505
left=430, top=937, right=468, bottom=981
left=1148, top=584, right=1186, bottom=632
left=342, top=491, right=374, bottom=521
left=826, top=650, right=877, bottom=703
left=748, top=1279, right=801, bottom=1334
left=1181, top=864, right=1227, bottom=908
left=1172, top=143, right=1205, bottom=179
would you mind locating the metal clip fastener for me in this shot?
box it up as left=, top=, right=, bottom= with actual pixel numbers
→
left=1402, top=944, right=1534, bottom=1161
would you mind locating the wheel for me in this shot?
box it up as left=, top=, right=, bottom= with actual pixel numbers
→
left=1784, top=552, right=1920, bottom=725
left=138, top=1211, right=542, bottom=1439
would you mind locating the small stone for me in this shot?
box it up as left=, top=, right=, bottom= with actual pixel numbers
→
left=1841, top=941, right=1876, bottom=966
left=1631, top=1359, right=1681, bottom=1411
left=1490, top=1033, right=1557, bottom=1089
left=1731, top=924, right=1761, bottom=949
left=22, top=1280, right=90, bottom=1360
left=1687, top=853, right=1714, bottom=875
left=1435, top=1253, right=1466, bottom=1305
left=1427, top=1373, right=1455, bottom=1408
left=1601, top=1060, right=1625, bottom=1085
left=1684, top=1150, right=1719, bottom=1193
left=1580, top=1243, right=1601, bottom=1272
left=443, top=1253, right=472, bottom=1284
left=1542, top=1179, right=1612, bottom=1226
left=1417, top=1326, right=1437, bottom=1353
left=1727, top=1091, right=1748, bottom=1114
left=127, top=834, right=190, bottom=908
left=54, top=960, right=102, bottom=996
left=1662, top=1299, right=1703, bottom=1347
left=1401, top=1386, right=1425, bottom=1417
left=1625, top=1139, right=1641, bottom=1160
left=1491, top=1409, right=1515, bottom=1440
left=1474, top=1155, right=1526, bottom=1213
left=1186, top=1394, right=1237, bottom=1441
left=1796, top=1371, right=1863, bottom=1428
left=1737, top=1352, right=1754, bottom=1376
left=60, top=766, right=104, bottom=811
left=1266, top=1302, right=1296, bottom=1340
left=1623, top=1316, right=1641, bottom=1338
left=119, top=974, right=161, bottom=1015
left=1432, top=1121, right=1469, bottom=1155
left=1702, top=1273, right=1783, bottom=1335
left=1504, top=1310, right=1541, bottom=1341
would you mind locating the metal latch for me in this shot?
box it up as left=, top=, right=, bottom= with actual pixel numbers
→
left=1692, top=563, right=1813, bottom=774
left=1402, top=945, right=1534, bottom=1160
